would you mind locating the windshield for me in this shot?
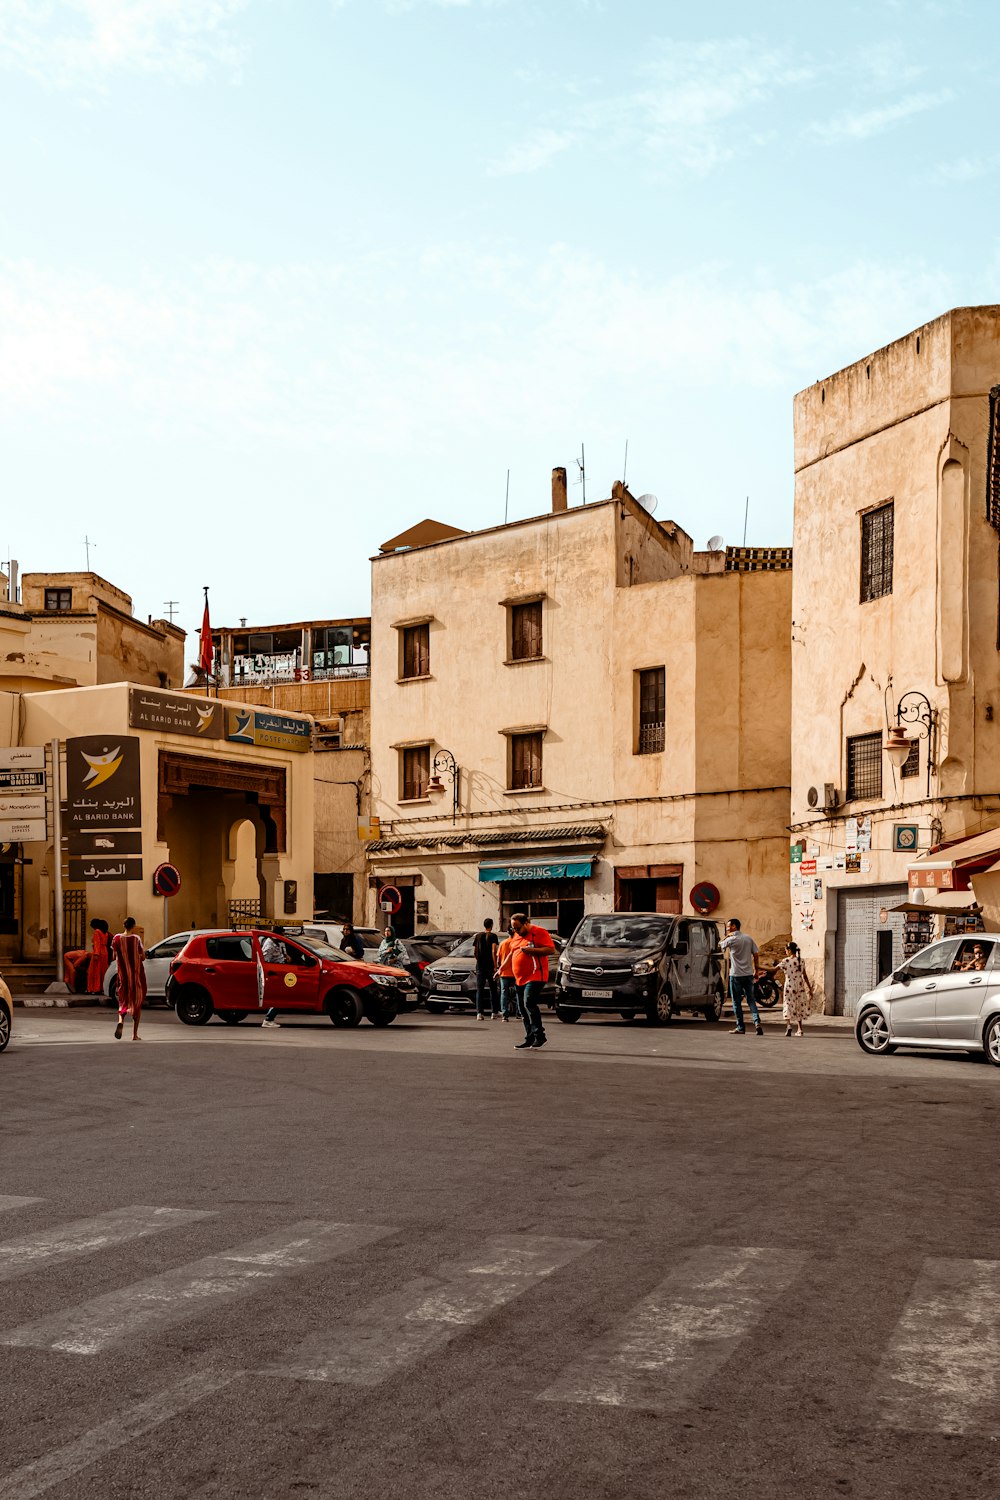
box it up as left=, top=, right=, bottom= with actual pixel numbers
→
left=409, top=940, right=448, bottom=960
left=296, top=935, right=352, bottom=961
left=446, top=937, right=476, bottom=958
left=571, top=916, right=670, bottom=949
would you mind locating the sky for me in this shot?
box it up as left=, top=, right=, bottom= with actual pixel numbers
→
left=1, top=0, right=997, bottom=651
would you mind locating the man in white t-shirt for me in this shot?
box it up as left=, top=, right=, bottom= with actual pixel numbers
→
left=720, top=917, right=764, bottom=1036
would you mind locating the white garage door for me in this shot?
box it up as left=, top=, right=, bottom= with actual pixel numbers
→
left=834, top=885, right=908, bottom=1017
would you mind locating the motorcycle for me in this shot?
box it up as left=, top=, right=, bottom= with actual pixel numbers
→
left=753, top=967, right=782, bottom=1009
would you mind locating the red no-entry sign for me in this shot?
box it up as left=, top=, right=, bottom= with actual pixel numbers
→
left=378, top=884, right=402, bottom=915
left=152, top=862, right=182, bottom=898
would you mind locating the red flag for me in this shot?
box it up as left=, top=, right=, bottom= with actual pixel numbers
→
left=199, top=592, right=213, bottom=676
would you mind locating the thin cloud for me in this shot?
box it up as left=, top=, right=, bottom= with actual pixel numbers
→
left=0, top=0, right=248, bottom=85
left=489, top=127, right=576, bottom=177
left=805, top=89, right=952, bottom=143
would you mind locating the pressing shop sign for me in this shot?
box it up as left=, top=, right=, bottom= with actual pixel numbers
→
left=477, top=860, right=594, bottom=883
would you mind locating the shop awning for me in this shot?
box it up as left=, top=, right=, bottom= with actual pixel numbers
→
left=911, top=826, right=1000, bottom=870
left=890, top=894, right=981, bottom=915
left=478, top=859, right=593, bottom=883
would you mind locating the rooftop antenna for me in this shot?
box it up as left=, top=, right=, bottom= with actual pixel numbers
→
left=504, top=467, right=510, bottom=524
left=637, top=493, right=659, bottom=515
left=742, top=497, right=749, bottom=547
left=707, top=534, right=725, bottom=552
left=84, top=534, right=96, bottom=570
left=575, top=443, right=586, bottom=505
left=622, top=438, right=629, bottom=490
left=163, top=600, right=179, bottom=622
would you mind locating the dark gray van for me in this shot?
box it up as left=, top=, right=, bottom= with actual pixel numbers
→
left=555, top=913, right=724, bottom=1025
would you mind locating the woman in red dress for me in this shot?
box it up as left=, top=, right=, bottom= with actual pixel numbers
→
left=87, top=918, right=110, bottom=996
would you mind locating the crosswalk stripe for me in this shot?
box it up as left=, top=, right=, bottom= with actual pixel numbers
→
left=0, top=1205, right=214, bottom=1284
left=539, top=1245, right=805, bottom=1410
left=875, top=1256, right=1000, bottom=1435
left=0, top=1220, right=394, bottom=1356
left=264, top=1234, right=598, bottom=1385
left=0, top=1196, right=41, bottom=1214
left=0, top=1368, right=239, bottom=1500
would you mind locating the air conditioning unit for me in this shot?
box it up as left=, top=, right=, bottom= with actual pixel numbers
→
left=806, top=783, right=842, bottom=812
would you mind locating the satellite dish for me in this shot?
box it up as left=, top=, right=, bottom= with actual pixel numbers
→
left=637, top=493, right=658, bottom=514
left=707, top=534, right=725, bottom=551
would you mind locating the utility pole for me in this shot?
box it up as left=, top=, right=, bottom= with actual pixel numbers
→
left=51, top=740, right=64, bottom=983
left=84, top=535, right=96, bottom=570
left=163, top=600, right=179, bottom=623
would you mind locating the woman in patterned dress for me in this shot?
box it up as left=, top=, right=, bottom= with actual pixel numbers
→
left=780, top=941, right=814, bottom=1036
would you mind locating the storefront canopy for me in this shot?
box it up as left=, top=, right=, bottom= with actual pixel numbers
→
left=911, top=826, right=1000, bottom=870
left=478, top=859, right=593, bottom=883
left=890, top=894, right=981, bottom=915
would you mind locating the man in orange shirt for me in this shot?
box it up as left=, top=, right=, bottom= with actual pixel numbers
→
left=495, top=924, right=517, bottom=1022
left=510, top=911, right=555, bottom=1050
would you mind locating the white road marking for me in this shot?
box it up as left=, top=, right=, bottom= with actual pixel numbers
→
left=0, top=1367, right=239, bottom=1500
left=539, top=1245, right=805, bottom=1410
left=875, top=1257, right=1000, bottom=1435
left=265, top=1233, right=598, bottom=1385
left=0, top=1220, right=394, bottom=1355
left=0, top=1196, right=41, bottom=1214
left=0, top=1205, right=213, bottom=1284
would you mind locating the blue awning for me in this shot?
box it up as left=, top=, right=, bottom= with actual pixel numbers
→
left=477, top=859, right=593, bottom=883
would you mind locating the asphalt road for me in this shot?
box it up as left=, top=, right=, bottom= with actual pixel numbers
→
left=2, top=1006, right=999, bottom=1499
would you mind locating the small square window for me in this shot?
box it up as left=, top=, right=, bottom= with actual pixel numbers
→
left=636, top=667, right=665, bottom=754
left=860, top=503, right=893, bottom=603
left=44, top=588, right=72, bottom=612
left=401, top=624, right=430, bottom=679
left=510, top=732, right=543, bottom=790
left=401, top=744, right=430, bottom=801
left=510, top=601, right=543, bottom=661
left=847, top=732, right=882, bottom=801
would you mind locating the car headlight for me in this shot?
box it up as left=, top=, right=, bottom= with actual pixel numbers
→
left=558, top=955, right=571, bottom=972
left=632, top=958, right=657, bottom=976
left=372, top=974, right=396, bottom=986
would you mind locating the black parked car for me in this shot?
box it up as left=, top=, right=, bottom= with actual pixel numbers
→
left=556, top=913, right=724, bottom=1025
left=360, top=935, right=454, bottom=1006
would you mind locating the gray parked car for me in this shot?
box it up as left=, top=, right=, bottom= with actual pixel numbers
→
left=855, top=933, right=1000, bottom=1065
left=424, top=934, right=563, bottom=1013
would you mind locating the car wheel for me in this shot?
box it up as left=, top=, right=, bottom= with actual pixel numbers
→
left=983, top=1015, right=1000, bottom=1067
left=648, top=990, right=673, bottom=1025
left=704, top=991, right=724, bottom=1023
left=220, top=1011, right=247, bottom=1025
left=555, top=1005, right=580, bottom=1023
left=326, top=987, right=363, bottom=1028
left=426, top=1001, right=447, bottom=1015
left=175, top=988, right=213, bottom=1026
left=857, top=1006, right=895, bottom=1055
left=0, top=1001, right=10, bottom=1053
left=366, top=1003, right=397, bottom=1027
left=105, top=976, right=118, bottom=1010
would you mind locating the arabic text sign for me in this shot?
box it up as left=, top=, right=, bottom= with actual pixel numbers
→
left=0, top=746, right=45, bottom=771
left=226, top=707, right=311, bottom=753
left=128, top=688, right=223, bottom=739
left=0, top=794, right=46, bottom=820
left=0, top=817, right=46, bottom=842
left=69, top=855, right=144, bottom=883
left=66, top=735, right=142, bottom=830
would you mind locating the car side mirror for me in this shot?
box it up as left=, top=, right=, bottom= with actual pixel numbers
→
left=894, top=970, right=910, bottom=985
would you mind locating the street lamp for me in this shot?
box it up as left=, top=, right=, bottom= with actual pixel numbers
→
left=426, top=748, right=460, bottom=824
left=886, top=690, right=936, bottom=797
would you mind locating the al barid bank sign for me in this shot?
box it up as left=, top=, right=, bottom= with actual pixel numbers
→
left=66, top=735, right=144, bottom=881
left=128, top=688, right=310, bottom=753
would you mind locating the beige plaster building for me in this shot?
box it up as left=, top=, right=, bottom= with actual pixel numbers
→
left=368, top=476, right=792, bottom=939
left=1, top=569, right=184, bottom=693
left=791, top=305, right=1000, bottom=1013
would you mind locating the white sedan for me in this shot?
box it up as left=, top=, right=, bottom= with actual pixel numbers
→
left=102, top=931, right=203, bottom=1008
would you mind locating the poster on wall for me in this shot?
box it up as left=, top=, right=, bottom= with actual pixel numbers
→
left=65, top=736, right=142, bottom=832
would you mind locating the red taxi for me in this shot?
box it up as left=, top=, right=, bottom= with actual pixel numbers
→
left=166, top=928, right=414, bottom=1028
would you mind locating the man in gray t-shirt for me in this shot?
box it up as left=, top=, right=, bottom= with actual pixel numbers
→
left=720, top=918, right=764, bottom=1035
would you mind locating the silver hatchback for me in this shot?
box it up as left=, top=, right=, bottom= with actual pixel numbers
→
left=855, top=935, right=1000, bottom=1065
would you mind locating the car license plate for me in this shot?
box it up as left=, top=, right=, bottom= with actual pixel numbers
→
left=582, top=988, right=613, bottom=999
left=437, top=983, right=463, bottom=993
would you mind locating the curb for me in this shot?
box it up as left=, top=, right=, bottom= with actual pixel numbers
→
left=13, top=995, right=98, bottom=1009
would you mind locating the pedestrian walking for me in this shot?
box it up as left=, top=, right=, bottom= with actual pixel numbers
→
left=721, top=917, right=764, bottom=1036
left=510, top=913, right=555, bottom=1050
left=495, top=924, right=517, bottom=1022
left=339, top=920, right=365, bottom=960
left=473, top=918, right=500, bottom=1020
left=260, top=933, right=289, bottom=1028
left=87, top=918, right=111, bottom=996
left=780, top=941, right=814, bottom=1036
left=111, top=917, right=147, bottom=1041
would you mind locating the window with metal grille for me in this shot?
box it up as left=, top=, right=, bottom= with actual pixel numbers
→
left=510, top=601, right=543, bottom=661
left=860, top=503, right=893, bottom=602
left=401, top=623, right=430, bottom=679
left=401, top=744, right=430, bottom=801
left=847, top=732, right=883, bottom=801
left=901, top=738, right=919, bottom=779
left=44, top=588, right=72, bottom=611
left=510, top=732, right=543, bottom=790
left=637, top=667, right=666, bottom=754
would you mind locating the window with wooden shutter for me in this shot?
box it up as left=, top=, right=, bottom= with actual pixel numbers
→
left=401, top=623, right=430, bottom=679
left=510, top=601, right=543, bottom=661
left=401, top=744, right=430, bottom=800
left=510, top=732, right=543, bottom=790
left=636, top=667, right=666, bottom=754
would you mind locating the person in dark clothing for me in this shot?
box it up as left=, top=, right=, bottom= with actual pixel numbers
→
left=473, top=918, right=500, bottom=1021
left=339, top=921, right=365, bottom=960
